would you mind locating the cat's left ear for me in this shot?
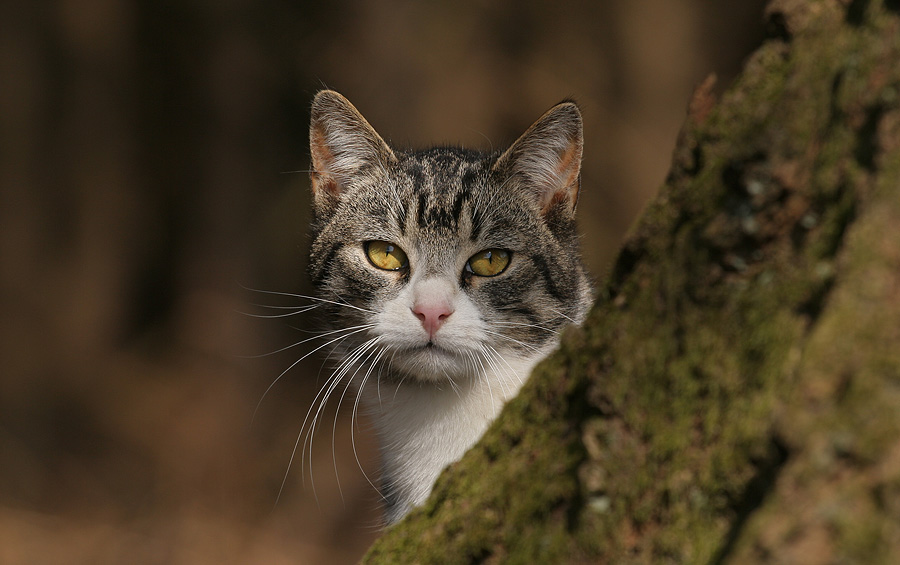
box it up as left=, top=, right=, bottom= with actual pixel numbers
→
left=492, top=101, right=583, bottom=215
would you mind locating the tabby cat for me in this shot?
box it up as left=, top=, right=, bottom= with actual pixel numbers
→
left=306, top=90, right=592, bottom=524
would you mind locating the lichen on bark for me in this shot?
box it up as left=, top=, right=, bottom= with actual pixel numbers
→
left=364, top=1, right=900, bottom=562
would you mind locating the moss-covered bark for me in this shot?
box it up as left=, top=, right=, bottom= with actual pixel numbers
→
left=364, top=1, right=900, bottom=562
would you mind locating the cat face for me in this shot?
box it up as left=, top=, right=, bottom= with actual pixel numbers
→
left=307, top=91, right=592, bottom=384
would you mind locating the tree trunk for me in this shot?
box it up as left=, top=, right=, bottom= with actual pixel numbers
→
left=364, top=1, right=900, bottom=562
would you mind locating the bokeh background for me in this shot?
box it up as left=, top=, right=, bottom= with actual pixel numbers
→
left=1, top=1, right=766, bottom=562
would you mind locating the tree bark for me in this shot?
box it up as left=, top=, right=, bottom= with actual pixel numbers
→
left=364, top=1, right=900, bottom=562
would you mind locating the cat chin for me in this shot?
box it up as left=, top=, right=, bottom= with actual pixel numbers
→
left=386, top=344, right=475, bottom=384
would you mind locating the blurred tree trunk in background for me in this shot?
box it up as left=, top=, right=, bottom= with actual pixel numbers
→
left=365, top=1, right=900, bottom=562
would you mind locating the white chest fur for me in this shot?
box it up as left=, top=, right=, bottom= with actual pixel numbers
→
left=363, top=348, right=548, bottom=524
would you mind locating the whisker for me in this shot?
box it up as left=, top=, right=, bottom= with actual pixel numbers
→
left=546, top=306, right=577, bottom=324
left=472, top=347, right=496, bottom=415
left=491, top=320, right=560, bottom=335
left=305, top=337, right=376, bottom=477
left=242, top=324, right=374, bottom=360
left=328, top=338, right=384, bottom=504
left=350, top=344, right=389, bottom=501
left=271, top=329, right=371, bottom=511
left=446, top=373, right=461, bottom=398
left=251, top=325, right=374, bottom=425
left=302, top=336, right=381, bottom=505
left=492, top=306, right=573, bottom=325
left=238, top=303, right=321, bottom=319
left=482, top=329, right=543, bottom=354
left=240, top=284, right=377, bottom=315
left=485, top=344, right=524, bottom=392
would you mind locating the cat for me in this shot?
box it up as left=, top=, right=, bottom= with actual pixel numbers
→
left=305, top=90, right=592, bottom=525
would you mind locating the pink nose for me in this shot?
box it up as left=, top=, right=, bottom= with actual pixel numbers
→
left=412, top=302, right=453, bottom=339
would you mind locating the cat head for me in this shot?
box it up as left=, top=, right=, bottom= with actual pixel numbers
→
left=307, top=90, right=591, bottom=384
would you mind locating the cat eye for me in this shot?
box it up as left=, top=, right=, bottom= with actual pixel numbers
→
left=465, top=249, right=511, bottom=277
left=365, top=240, right=409, bottom=271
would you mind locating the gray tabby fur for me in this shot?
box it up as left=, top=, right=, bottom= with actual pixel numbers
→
left=306, top=90, right=592, bottom=524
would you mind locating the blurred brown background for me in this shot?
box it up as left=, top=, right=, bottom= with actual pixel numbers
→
left=0, top=1, right=765, bottom=563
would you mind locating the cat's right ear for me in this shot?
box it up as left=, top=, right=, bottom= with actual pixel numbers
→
left=309, top=90, right=396, bottom=209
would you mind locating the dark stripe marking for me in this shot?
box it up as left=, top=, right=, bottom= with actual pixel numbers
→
left=451, top=190, right=468, bottom=227
left=396, top=201, right=408, bottom=235
left=312, top=240, right=342, bottom=286
left=530, top=254, right=566, bottom=302
left=417, top=192, right=427, bottom=227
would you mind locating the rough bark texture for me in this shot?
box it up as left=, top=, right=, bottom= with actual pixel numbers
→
left=364, top=1, right=900, bottom=562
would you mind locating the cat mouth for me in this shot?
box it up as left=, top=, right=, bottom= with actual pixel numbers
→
left=405, top=341, right=461, bottom=360
left=419, top=341, right=449, bottom=353
left=392, top=342, right=469, bottom=382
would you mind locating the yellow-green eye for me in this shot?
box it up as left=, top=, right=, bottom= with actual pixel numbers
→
left=365, top=240, right=409, bottom=271
left=466, top=249, right=511, bottom=277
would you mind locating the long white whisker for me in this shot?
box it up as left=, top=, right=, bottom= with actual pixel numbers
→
left=491, top=320, right=560, bottom=335
left=238, top=303, right=320, bottom=319
left=350, top=344, right=389, bottom=501
left=242, top=323, right=375, bottom=360
left=388, top=349, right=410, bottom=405
left=252, top=325, right=373, bottom=425
left=546, top=306, right=577, bottom=323
left=304, top=337, right=378, bottom=504
left=328, top=338, right=383, bottom=505
left=446, top=373, right=462, bottom=398
left=473, top=347, right=497, bottom=415
left=275, top=372, right=337, bottom=512
left=491, top=307, right=572, bottom=328
left=482, top=329, right=543, bottom=354
left=486, top=344, right=524, bottom=392
left=272, top=329, right=370, bottom=510
left=240, top=285, right=377, bottom=315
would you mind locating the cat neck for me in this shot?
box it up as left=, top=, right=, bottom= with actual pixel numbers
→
left=363, top=347, right=550, bottom=524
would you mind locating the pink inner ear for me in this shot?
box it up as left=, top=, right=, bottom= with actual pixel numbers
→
left=310, top=128, right=342, bottom=199
left=541, top=142, right=581, bottom=212
left=312, top=174, right=340, bottom=199
left=555, top=142, right=581, bottom=189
